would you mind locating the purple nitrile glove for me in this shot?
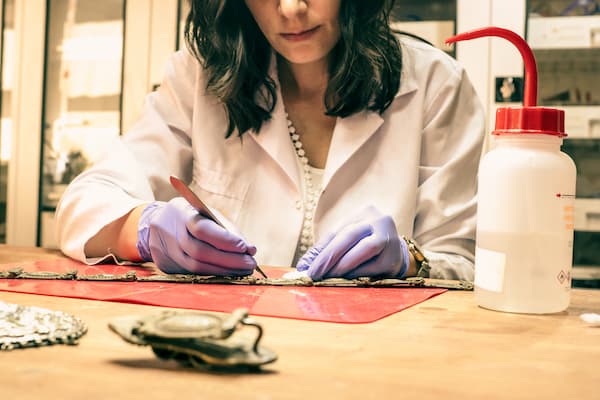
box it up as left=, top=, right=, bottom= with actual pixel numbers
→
left=136, top=197, right=257, bottom=275
left=296, top=206, right=409, bottom=281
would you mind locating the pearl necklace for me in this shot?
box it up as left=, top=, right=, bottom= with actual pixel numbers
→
left=286, top=112, right=323, bottom=255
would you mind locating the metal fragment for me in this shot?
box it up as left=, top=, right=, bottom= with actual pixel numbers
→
left=0, top=267, right=24, bottom=278
left=137, top=274, right=197, bottom=283
left=109, top=308, right=277, bottom=369
left=76, top=270, right=137, bottom=281
left=15, top=270, right=78, bottom=280
left=258, top=276, right=313, bottom=286
left=421, top=278, right=474, bottom=290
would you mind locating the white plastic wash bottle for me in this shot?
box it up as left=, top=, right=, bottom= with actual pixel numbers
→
left=447, top=27, right=577, bottom=314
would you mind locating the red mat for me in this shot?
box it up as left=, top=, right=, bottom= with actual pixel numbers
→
left=0, top=259, right=445, bottom=324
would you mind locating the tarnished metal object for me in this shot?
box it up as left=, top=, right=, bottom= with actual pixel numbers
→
left=0, top=301, right=87, bottom=350
left=108, top=308, right=277, bottom=369
left=0, top=267, right=24, bottom=278
left=0, top=268, right=473, bottom=290
left=258, top=276, right=313, bottom=286
left=418, top=277, right=474, bottom=290
left=76, top=270, right=137, bottom=281
left=17, top=269, right=77, bottom=280
left=136, top=274, right=197, bottom=283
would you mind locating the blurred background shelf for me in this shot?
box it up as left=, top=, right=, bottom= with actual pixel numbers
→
left=390, top=0, right=456, bottom=53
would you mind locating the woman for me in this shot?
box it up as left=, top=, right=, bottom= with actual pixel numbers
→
left=56, top=0, right=485, bottom=281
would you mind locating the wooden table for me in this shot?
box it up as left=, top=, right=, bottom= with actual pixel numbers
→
left=1, top=245, right=600, bottom=400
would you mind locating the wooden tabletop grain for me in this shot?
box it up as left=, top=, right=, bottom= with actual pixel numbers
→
left=1, top=245, right=599, bottom=400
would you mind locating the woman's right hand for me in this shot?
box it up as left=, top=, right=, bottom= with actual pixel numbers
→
left=136, top=198, right=257, bottom=275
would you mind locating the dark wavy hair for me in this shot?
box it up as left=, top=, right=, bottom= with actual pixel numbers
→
left=185, top=0, right=401, bottom=138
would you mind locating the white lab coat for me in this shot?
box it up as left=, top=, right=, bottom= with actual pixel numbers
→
left=55, top=37, right=485, bottom=280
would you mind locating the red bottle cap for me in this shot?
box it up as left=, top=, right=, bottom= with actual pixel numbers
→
left=494, top=106, right=565, bottom=136
left=446, top=27, right=567, bottom=137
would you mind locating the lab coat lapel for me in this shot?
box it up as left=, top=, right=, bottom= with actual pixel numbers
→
left=323, top=111, right=384, bottom=187
left=248, top=98, right=301, bottom=194
left=247, top=43, right=419, bottom=194
left=247, top=55, right=301, bottom=193
left=321, top=40, right=419, bottom=187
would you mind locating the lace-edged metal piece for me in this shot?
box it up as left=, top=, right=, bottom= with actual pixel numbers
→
left=109, top=308, right=277, bottom=369
left=0, top=301, right=87, bottom=351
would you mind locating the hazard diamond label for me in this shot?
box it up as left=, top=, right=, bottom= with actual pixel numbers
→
left=557, top=270, right=567, bottom=284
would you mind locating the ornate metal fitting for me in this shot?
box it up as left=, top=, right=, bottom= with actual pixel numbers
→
left=108, top=308, right=277, bottom=370
left=0, top=301, right=87, bottom=351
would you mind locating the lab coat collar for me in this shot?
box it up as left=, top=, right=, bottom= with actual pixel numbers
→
left=395, top=41, right=419, bottom=98
left=322, top=111, right=383, bottom=188
left=248, top=45, right=417, bottom=194
left=323, top=40, right=418, bottom=187
left=250, top=102, right=385, bottom=197
left=248, top=54, right=302, bottom=194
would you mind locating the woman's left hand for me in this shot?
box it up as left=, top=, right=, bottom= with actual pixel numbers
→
left=296, top=206, right=409, bottom=280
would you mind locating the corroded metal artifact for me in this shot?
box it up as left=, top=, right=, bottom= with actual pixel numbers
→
left=0, top=267, right=473, bottom=290
left=109, top=308, right=277, bottom=369
left=0, top=301, right=87, bottom=350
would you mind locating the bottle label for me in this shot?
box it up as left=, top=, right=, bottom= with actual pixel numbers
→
left=474, top=247, right=506, bottom=292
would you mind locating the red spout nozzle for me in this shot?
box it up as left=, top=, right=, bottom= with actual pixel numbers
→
left=446, top=26, right=537, bottom=107
left=447, top=26, right=565, bottom=137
